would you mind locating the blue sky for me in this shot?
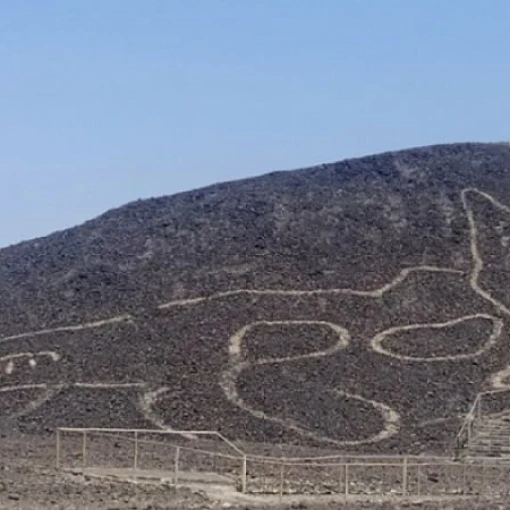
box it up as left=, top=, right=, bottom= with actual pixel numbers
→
left=1, top=1, right=509, bottom=247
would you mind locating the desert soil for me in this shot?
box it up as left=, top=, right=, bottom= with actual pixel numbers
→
left=0, top=434, right=509, bottom=510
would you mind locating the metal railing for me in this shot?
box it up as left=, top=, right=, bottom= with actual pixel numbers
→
left=56, top=427, right=247, bottom=490
left=244, top=455, right=510, bottom=497
left=455, top=388, right=510, bottom=457
left=56, top=427, right=510, bottom=497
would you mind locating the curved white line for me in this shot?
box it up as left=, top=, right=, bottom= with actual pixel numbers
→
left=11, top=385, right=65, bottom=419
left=221, top=320, right=399, bottom=445
left=0, top=382, right=148, bottom=420
left=220, top=362, right=400, bottom=446
left=417, top=415, right=461, bottom=427
left=370, top=314, right=503, bottom=362
left=491, top=366, right=510, bottom=389
left=0, top=382, right=146, bottom=392
left=72, top=382, right=146, bottom=389
left=159, top=266, right=462, bottom=309
left=460, top=188, right=510, bottom=391
left=2, top=185, right=510, bottom=440
left=0, top=315, right=133, bottom=344
left=229, top=320, right=350, bottom=364
left=0, top=384, right=49, bottom=393
left=462, top=188, right=510, bottom=318
left=0, top=351, right=61, bottom=363
left=139, top=387, right=197, bottom=439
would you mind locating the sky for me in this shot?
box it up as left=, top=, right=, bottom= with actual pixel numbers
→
left=1, top=1, right=509, bottom=248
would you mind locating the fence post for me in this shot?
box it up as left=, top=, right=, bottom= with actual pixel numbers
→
left=134, top=431, right=138, bottom=470
left=174, top=446, right=180, bottom=486
left=462, top=462, right=467, bottom=494
left=262, top=458, right=266, bottom=493
left=417, top=465, right=421, bottom=496
left=279, top=460, right=284, bottom=499
left=402, top=457, right=408, bottom=496
left=241, top=455, right=247, bottom=493
left=56, top=429, right=61, bottom=469
left=481, top=461, right=486, bottom=495
left=344, top=464, right=349, bottom=496
left=82, top=431, right=88, bottom=469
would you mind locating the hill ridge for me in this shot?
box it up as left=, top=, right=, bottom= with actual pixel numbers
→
left=2, top=142, right=510, bottom=454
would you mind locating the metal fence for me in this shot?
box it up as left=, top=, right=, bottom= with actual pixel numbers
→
left=56, top=427, right=246, bottom=490
left=56, top=428, right=510, bottom=497
left=455, top=387, right=510, bottom=456
left=244, top=455, right=510, bottom=497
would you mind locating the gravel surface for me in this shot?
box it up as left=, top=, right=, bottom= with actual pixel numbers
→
left=2, top=143, right=510, bottom=470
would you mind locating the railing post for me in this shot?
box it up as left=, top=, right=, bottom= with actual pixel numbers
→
left=56, top=429, right=61, bottom=469
left=344, top=464, right=349, bottom=496
left=174, top=446, right=180, bottom=486
left=402, top=457, right=408, bottom=496
left=417, top=465, right=421, bottom=496
left=134, top=431, right=138, bottom=470
left=240, top=455, right=247, bottom=493
left=261, top=458, right=266, bottom=493
left=82, top=431, right=87, bottom=469
left=481, top=461, right=486, bottom=495
left=279, top=460, right=284, bottom=499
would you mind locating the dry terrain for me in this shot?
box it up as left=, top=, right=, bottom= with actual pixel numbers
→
left=1, top=433, right=510, bottom=509
left=2, top=143, right=510, bottom=507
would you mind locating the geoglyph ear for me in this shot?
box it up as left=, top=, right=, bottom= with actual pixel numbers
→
left=462, top=188, right=510, bottom=315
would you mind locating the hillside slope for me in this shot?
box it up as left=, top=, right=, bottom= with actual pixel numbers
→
left=2, top=142, right=510, bottom=453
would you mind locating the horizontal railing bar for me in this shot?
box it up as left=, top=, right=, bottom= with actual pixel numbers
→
left=246, top=460, right=510, bottom=469
left=82, top=431, right=243, bottom=460
left=58, top=427, right=223, bottom=434
left=57, top=427, right=245, bottom=455
left=245, top=453, right=452, bottom=462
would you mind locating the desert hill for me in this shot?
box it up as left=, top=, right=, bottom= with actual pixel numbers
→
left=2, top=142, right=510, bottom=454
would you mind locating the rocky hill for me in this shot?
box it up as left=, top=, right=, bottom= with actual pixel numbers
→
left=2, top=142, right=510, bottom=454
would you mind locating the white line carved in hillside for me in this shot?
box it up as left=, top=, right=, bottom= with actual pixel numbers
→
left=3, top=186, right=510, bottom=442
left=0, top=315, right=133, bottom=344
left=0, top=318, right=146, bottom=420
left=461, top=188, right=510, bottom=318
left=220, top=320, right=401, bottom=445
left=0, top=382, right=147, bottom=392
left=212, top=186, right=510, bottom=443
left=0, top=384, right=64, bottom=420
left=490, top=367, right=510, bottom=389
left=0, top=266, right=461, bottom=347
left=1, top=351, right=61, bottom=374
left=140, top=387, right=198, bottom=439
left=370, top=314, right=503, bottom=362
left=460, top=188, right=510, bottom=391
left=0, top=382, right=145, bottom=420
left=228, top=320, right=350, bottom=363
left=0, top=263, right=463, bottom=434
left=158, top=266, right=462, bottom=308
left=140, top=387, right=170, bottom=430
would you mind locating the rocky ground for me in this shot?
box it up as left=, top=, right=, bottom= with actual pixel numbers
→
left=3, top=143, right=510, bottom=452
left=0, top=434, right=509, bottom=509
left=4, top=143, right=510, bottom=507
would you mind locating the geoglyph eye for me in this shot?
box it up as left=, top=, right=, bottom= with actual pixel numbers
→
left=1, top=351, right=61, bottom=375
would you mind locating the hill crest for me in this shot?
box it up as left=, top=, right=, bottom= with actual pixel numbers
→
left=2, top=142, right=510, bottom=454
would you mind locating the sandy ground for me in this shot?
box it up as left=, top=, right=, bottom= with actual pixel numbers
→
left=1, top=434, right=510, bottom=509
